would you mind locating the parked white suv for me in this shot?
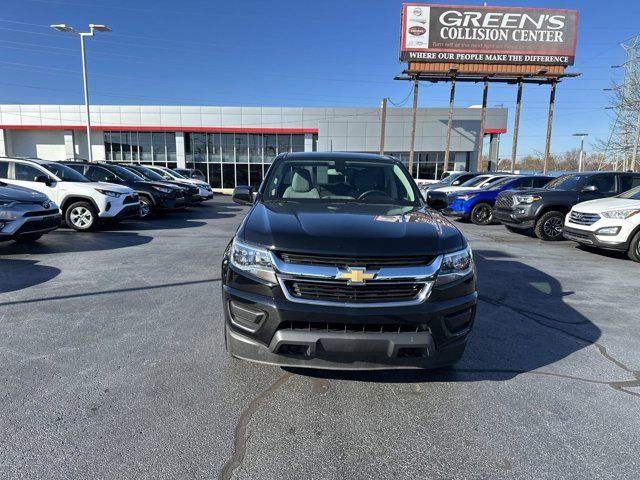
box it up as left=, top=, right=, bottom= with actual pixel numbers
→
left=145, top=166, right=214, bottom=200
left=0, top=157, right=139, bottom=231
left=563, top=185, right=640, bottom=262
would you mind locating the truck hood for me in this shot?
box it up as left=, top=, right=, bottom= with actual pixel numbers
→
left=572, top=197, right=640, bottom=213
left=0, top=183, right=49, bottom=203
left=240, top=202, right=466, bottom=256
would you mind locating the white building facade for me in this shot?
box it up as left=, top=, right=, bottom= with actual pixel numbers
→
left=0, top=104, right=507, bottom=189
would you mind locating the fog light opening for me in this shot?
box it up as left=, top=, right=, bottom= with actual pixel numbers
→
left=278, top=344, right=309, bottom=356
left=397, top=347, right=427, bottom=358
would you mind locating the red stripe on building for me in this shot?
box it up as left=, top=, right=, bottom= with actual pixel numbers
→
left=483, top=128, right=507, bottom=134
left=0, top=125, right=318, bottom=134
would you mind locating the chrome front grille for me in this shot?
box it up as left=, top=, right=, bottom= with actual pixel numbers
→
left=569, top=211, right=600, bottom=226
left=285, top=280, right=423, bottom=304
left=272, top=251, right=441, bottom=307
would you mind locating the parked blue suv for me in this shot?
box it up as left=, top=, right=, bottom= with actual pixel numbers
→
left=446, top=175, right=553, bottom=225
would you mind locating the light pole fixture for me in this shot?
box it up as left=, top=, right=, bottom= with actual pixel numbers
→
left=51, top=23, right=111, bottom=162
left=573, top=132, right=589, bottom=172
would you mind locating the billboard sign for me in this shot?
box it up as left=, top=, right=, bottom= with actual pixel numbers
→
left=400, top=4, right=578, bottom=65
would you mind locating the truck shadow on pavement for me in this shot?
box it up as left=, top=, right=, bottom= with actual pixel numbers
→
left=289, top=249, right=602, bottom=383
left=0, top=259, right=61, bottom=294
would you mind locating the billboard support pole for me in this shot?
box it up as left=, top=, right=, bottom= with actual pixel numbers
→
left=476, top=78, right=489, bottom=169
left=444, top=77, right=456, bottom=174
left=408, top=76, right=419, bottom=176
left=543, top=79, right=557, bottom=175
left=511, top=79, right=523, bottom=173
left=379, top=97, right=387, bottom=155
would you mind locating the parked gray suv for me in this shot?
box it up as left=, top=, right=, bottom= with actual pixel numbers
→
left=0, top=181, right=61, bottom=243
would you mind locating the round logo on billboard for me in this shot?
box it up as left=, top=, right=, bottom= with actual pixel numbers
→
left=408, top=26, right=426, bottom=36
left=413, top=7, right=423, bottom=16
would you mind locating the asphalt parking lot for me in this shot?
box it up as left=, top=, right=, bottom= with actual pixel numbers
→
left=1, top=196, right=639, bottom=479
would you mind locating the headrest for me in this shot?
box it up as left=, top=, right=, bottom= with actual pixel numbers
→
left=291, top=169, right=313, bottom=192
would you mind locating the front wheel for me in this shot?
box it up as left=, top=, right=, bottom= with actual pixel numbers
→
left=628, top=231, right=640, bottom=263
left=65, top=201, right=97, bottom=231
left=535, top=211, right=565, bottom=241
left=138, top=195, right=154, bottom=219
left=470, top=203, right=494, bottom=225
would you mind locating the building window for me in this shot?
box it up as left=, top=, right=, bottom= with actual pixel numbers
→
left=248, top=134, right=262, bottom=163
left=277, top=134, right=291, bottom=155
left=264, top=134, right=277, bottom=163
left=166, top=132, right=176, bottom=163
left=221, top=133, right=234, bottom=163
left=291, top=134, right=304, bottom=152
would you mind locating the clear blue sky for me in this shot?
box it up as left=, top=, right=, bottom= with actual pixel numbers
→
left=1, top=0, right=639, bottom=159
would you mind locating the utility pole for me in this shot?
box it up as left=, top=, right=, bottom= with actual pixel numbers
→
left=408, top=77, right=419, bottom=176
left=476, top=78, right=489, bottom=170
left=51, top=24, right=111, bottom=162
left=543, top=80, right=557, bottom=175
left=573, top=133, right=588, bottom=172
left=510, top=79, right=523, bottom=173
left=443, top=78, right=456, bottom=173
left=379, top=98, right=387, bottom=155
left=632, top=111, right=640, bottom=171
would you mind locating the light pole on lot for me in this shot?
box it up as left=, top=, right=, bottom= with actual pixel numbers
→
left=51, top=24, right=111, bottom=162
left=572, top=133, right=588, bottom=172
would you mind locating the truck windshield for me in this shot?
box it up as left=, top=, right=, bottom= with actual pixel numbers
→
left=263, top=159, right=419, bottom=205
left=544, top=174, right=587, bottom=190
left=617, top=186, right=640, bottom=200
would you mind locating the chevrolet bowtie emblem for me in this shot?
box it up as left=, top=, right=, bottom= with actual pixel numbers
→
left=337, top=267, right=376, bottom=284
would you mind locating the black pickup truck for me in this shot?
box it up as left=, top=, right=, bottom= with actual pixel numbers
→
left=493, top=171, right=640, bottom=240
left=221, top=152, right=477, bottom=370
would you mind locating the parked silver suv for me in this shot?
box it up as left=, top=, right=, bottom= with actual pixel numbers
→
left=0, top=181, right=61, bottom=243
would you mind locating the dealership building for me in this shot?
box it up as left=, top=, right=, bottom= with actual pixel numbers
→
left=0, top=104, right=507, bottom=189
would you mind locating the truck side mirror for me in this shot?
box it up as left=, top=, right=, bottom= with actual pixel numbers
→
left=233, top=186, right=253, bottom=205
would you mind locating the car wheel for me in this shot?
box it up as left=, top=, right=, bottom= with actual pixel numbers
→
left=470, top=203, right=493, bottom=225
left=65, top=201, right=97, bottom=231
left=15, top=233, right=43, bottom=243
left=535, top=211, right=565, bottom=241
left=138, top=195, right=154, bottom=219
left=628, top=231, right=640, bottom=263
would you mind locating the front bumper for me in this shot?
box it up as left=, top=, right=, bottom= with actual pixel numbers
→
left=562, top=225, right=629, bottom=251
left=493, top=207, right=536, bottom=229
left=0, top=212, right=62, bottom=241
left=112, top=203, right=141, bottom=220
left=157, top=195, right=186, bottom=211
left=222, top=267, right=477, bottom=370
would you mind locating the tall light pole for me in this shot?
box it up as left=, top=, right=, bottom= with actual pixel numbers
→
left=51, top=23, right=111, bottom=162
left=573, top=132, right=588, bottom=172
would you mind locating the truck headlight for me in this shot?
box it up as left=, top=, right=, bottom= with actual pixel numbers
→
left=230, top=238, right=276, bottom=283
left=94, top=188, right=122, bottom=198
left=437, top=246, right=474, bottom=285
left=514, top=195, right=541, bottom=205
left=601, top=209, right=640, bottom=219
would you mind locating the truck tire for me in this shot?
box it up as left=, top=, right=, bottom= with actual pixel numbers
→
left=470, top=202, right=494, bottom=225
left=628, top=231, right=640, bottom=263
left=138, top=194, right=154, bottom=219
left=65, top=201, right=97, bottom=231
left=535, top=211, right=565, bottom=241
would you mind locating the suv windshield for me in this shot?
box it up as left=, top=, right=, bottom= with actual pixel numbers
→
left=128, top=166, right=165, bottom=182
left=486, top=177, right=515, bottom=190
left=263, top=158, right=419, bottom=205
left=461, top=176, right=491, bottom=187
left=617, top=186, right=640, bottom=200
left=545, top=174, right=588, bottom=191
left=163, top=168, right=185, bottom=179
left=106, top=164, right=144, bottom=182
left=42, top=163, right=90, bottom=182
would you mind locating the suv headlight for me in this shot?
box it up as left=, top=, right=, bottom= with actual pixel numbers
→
left=601, top=209, right=640, bottom=219
left=514, top=195, right=542, bottom=205
left=437, top=246, right=474, bottom=285
left=229, top=238, right=276, bottom=283
left=0, top=200, right=15, bottom=207
left=152, top=186, right=173, bottom=194
left=94, top=188, right=121, bottom=198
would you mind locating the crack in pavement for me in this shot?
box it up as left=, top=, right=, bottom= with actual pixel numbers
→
left=478, top=295, right=640, bottom=398
left=219, top=372, right=294, bottom=480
